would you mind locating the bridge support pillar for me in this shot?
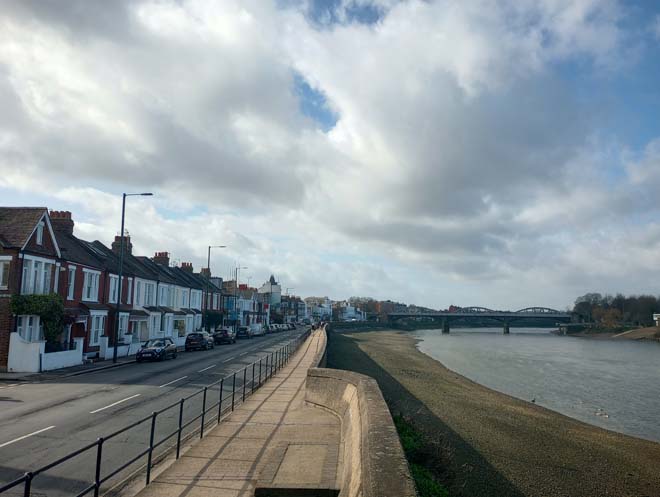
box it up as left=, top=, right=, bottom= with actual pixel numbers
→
left=503, top=323, right=510, bottom=334
left=442, top=320, right=450, bottom=334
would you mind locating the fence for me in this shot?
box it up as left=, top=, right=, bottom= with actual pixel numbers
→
left=0, top=329, right=311, bottom=497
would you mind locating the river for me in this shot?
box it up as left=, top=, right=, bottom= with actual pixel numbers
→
left=414, top=327, right=660, bottom=443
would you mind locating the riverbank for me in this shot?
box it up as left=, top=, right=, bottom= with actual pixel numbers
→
left=326, top=329, right=660, bottom=497
left=568, top=326, right=660, bottom=342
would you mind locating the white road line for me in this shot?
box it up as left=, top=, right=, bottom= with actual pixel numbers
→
left=222, top=356, right=237, bottom=363
left=197, top=364, right=216, bottom=373
left=159, top=376, right=188, bottom=388
left=239, top=352, right=249, bottom=357
left=0, top=426, right=56, bottom=448
left=90, top=394, right=141, bottom=414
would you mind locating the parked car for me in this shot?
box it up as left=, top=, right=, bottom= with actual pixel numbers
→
left=185, top=332, right=215, bottom=351
left=213, top=326, right=236, bottom=344
left=251, top=324, right=265, bottom=337
left=236, top=326, right=252, bottom=339
left=136, top=338, right=177, bottom=362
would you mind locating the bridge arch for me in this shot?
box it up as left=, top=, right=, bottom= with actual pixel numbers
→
left=515, top=307, right=562, bottom=314
left=459, top=306, right=497, bottom=313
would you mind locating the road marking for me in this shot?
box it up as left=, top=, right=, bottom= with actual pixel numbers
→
left=222, top=356, right=237, bottom=363
left=159, top=376, right=188, bottom=388
left=0, top=426, right=56, bottom=448
left=90, top=394, right=141, bottom=414
left=239, top=352, right=249, bottom=357
left=197, top=364, right=216, bottom=373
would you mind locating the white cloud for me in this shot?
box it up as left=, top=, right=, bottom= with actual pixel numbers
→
left=1, top=0, right=659, bottom=310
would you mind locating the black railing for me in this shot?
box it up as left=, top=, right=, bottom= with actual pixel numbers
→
left=0, top=329, right=311, bottom=497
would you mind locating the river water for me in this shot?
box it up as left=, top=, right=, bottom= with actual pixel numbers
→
left=414, top=327, right=660, bottom=443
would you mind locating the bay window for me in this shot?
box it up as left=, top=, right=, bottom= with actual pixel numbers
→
left=20, top=257, right=54, bottom=294
left=89, top=313, right=106, bottom=346
left=17, top=315, right=42, bottom=342
left=118, top=313, right=129, bottom=340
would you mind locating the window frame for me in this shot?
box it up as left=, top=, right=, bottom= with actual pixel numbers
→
left=67, top=265, right=76, bottom=300
left=89, top=313, right=106, bottom=346
left=82, top=269, right=101, bottom=302
left=109, top=274, right=119, bottom=304
left=0, top=257, right=10, bottom=290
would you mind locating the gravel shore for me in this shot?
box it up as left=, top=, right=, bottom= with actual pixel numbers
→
left=327, top=329, right=660, bottom=497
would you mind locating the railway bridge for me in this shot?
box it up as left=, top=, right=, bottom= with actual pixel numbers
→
left=388, top=307, right=572, bottom=334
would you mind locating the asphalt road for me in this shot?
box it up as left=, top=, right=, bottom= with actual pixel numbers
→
left=0, top=328, right=305, bottom=496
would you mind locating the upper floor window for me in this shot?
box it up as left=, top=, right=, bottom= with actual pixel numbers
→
left=36, top=222, right=44, bottom=245
left=126, top=278, right=133, bottom=304
left=67, top=266, right=76, bottom=300
left=145, top=282, right=155, bottom=306
left=135, top=280, right=142, bottom=306
left=109, top=275, right=119, bottom=303
left=0, top=258, right=10, bottom=290
left=21, top=258, right=54, bottom=295
left=82, top=269, right=100, bottom=302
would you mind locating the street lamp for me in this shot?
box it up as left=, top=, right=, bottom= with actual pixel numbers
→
left=113, top=192, right=153, bottom=363
left=234, top=266, right=248, bottom=332
left=203, top=245, right=226, bottom=331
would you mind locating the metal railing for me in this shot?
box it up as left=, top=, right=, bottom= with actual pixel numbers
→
left=0, top=329, right=311, bottom=497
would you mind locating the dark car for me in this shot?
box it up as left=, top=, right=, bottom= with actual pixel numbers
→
left=213, top=326, right=236, bottom=344
left=236, top=326, right=252, bottom=339
left=136, top=338, right=177, bottom=362
left=185, top=332, right=214, bottom=351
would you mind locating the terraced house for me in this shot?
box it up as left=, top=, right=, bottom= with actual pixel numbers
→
left=0, top=207, right=229, bottom=372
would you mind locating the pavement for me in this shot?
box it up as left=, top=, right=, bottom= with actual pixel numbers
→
left=0, top=329, right=306, bottom=497
left=135, top=329, right=341, bottom=497
left=0, top=355, right=136, bottom=382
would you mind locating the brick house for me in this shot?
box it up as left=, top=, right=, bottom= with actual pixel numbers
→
left=50, top=211, right=112, bottom=358
left=0, top=207, right=62, bottom=370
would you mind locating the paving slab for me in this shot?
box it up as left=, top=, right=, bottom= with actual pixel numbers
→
left=135, top=330, right=340, bottom=497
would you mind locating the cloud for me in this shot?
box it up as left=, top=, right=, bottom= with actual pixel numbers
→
left=1, top=0, right=659, bottom=310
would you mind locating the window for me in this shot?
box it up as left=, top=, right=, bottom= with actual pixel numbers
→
left=214, top=294, right=219, bottom=310
left=168, top=287, right=175, bottom=308
left=136, top=280, right=142, bottom=306
left=109, top=275, right=119, bottom=303
left=118, top=313, right=129, bottom=340
left=126, top=278, right=133, bottom=304
left=89, top=314, right=105, bottom=346
left=36, top=222, right=44, bottom=245
left=145, top=283, right=155, bottom=306
left=20, top=258, right=54, bottom=294
left=82, top=270, right=100, bottom=301
left=163, top=315, right=172, bottom=336
left=17, top=315, right=42, bottom=342
left=67, top=266, right=76, bottom=300
left=149, top=313, right=161, bottom=335
left=0, top=259, right=10, bottom=290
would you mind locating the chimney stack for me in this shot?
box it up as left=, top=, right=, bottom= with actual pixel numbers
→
left=181, top=262, right=194, bottom=273
left=153, top=251, right=170, bottom=267
left=200, top=267, right=211, bottom=278
left=111, top=235, right=132, bottom=255
left=49, top=211, right=74, bottom=235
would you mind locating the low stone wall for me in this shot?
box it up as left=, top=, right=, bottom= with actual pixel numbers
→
left=305, top=367, right=416, bottom=497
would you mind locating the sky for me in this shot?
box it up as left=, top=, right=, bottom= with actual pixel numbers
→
left=1, top=0, right=660, bottom=311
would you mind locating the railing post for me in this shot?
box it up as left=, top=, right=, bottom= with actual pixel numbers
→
left=270, top=352, right=274, bottom=377
left=23, top=472, right=32, bottom=497
left=94, top=437, right=104, bottom=497
left=265, top=354, right=269, bottom=380
left=217, top=378, right=224, bottom=423
left=251, top=362, right=256, bottom=394
left=258, top=358, right=262, bottom=387
left=231, top=372, right=237, bottom=411
left=242, top=367, right=247, bottom=402
left=176, top=399, right=184, bottom=459
left=146, top=412, right=157, bottom=485
left=200, top=387, right=208, bottom=439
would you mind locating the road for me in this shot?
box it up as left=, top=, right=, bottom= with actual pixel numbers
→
left=0, top=328, right=305, bottom=496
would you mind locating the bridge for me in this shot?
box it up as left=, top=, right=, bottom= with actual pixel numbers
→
left=388, top=307, right=572, bottom=334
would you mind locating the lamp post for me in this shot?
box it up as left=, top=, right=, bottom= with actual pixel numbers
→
left=285, top=288, right=294, bottom=324
left=234, top=266, right=248, bottom=332
left=113, top=192, right=153, bottom=364
left=203, top=245, right=226, bottom=331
